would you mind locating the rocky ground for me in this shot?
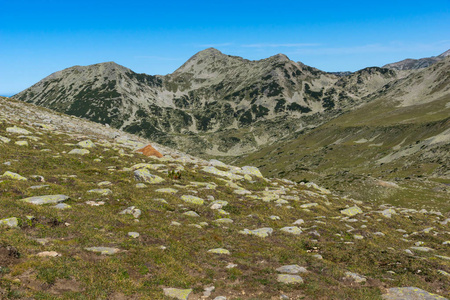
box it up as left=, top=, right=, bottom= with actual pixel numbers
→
left=0, top=97, right=449, bottom=299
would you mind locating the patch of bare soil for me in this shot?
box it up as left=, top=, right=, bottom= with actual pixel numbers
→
left=49, top=278, right=85, bottom=294
left=0, top=245, right=20, bottom=267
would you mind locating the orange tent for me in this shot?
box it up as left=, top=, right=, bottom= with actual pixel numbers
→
left=136, top=144, right=163, bottom=158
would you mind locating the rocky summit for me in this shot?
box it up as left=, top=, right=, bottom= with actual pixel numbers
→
left=0, top=96, right=448, bottom=299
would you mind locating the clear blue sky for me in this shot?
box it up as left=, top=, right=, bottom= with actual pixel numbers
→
left=1, top=0, right=449, bottom=96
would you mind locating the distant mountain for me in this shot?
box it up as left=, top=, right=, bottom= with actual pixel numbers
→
left=383, top=49, right=450, bottom=70
left=14, top=48, right=404, bottom=156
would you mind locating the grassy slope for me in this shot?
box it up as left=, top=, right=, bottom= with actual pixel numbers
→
left=0, top=97, right=448, bottom=299
left=235, top=94, right=450, bottom=213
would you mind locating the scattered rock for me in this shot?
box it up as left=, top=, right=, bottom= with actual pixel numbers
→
left=234, top=189, right=252, bottom=195
left=133, top=168, right=164, bottom=184
left=209, top=159, right=227, bottom=167
left=85, top=247, right=121, bottom=255
left=68, top=149, right=90, bottom=155
left=181, top=195, right=204, bottom=205
left=6, top=126, right=31, bottom=135
left=202, top=286, right=215, bottom=298
left=293, top=219, right=305, bottom=225
left=410, top=246, right=434, bottom=252
left=163, top=288, right=192, bottom=300
left=2, top=171, right=27, bottom=181
left=53, top=203, right=71, bottom=209
left=344, top=271, right=366, bottom=283
left=280, top=226, right=302, bottom=235
left=434, top=255, right=450, bottom=261
left=119, top=206, right=141, bottom=219
left=226, top=263, right=237, bottom=269
left=202, top=166, right=243, bottom=180
left=156, top=188, right=178, bottom=194
left=128, top=232, right=139, bottom=238
left=22, top=194, right=69, bottom=205
left=213, top=218, right=233, bottom=224
left=183, top=211, right=200, bottom=217
left=86, top=201, right=105, bottom=206
left=341, top=206, right=363, bottom=217
left=87, top=188, right=112, bottom=196
left=239, top=227, right=273, bottom=238
left=300, top=203, right=318, bottom=208
left=276, top=265, right=308, bottom=274
left=373, top=232, right=385, bottom=237
left=241, top=166, right=263, bottom=178
left=0, top=217, right=18, bottom=228
left=0, top=136, right=11, bottom=143
left=36, top=251, right=61, bottom=257
left=380, top=208, right=397, bottom=218
left=77, top=140, right=96, bottom=148
left=135, top=144, right=163, bottom=158
left=382, top=287, right=447, bottom=300
left=277, top=274, right=304, bottom=284
left=208, top=248, right=230, bottom=255
left=15, top=140, right=28, bottom=146
left=98, top=181, right=111, bottom=186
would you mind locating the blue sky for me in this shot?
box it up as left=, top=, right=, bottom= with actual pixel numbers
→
left=1, top=0, right=449, bottom=96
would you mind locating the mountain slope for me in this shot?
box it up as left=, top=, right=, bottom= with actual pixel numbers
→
left=0, top=96, right=449, bottom=299
left=235, top=58, right=450, bottom=208
left=13, top=48, right=405, bottom=157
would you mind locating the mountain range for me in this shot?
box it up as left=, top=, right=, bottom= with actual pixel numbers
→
left=12, top=49, right=450, bottom=203
left=15, top=48, right=434, bottom=156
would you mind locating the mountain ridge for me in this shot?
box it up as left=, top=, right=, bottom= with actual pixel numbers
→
left=12, top=48, right=449, bottom=159
left=383, top=49, right=450, bottom=70
left=14, top=49, right=375, bottom=156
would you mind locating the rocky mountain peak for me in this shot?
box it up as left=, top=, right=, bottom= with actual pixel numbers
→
left=438, top=49, right=450, bottom=58
left=196, top=47, right=225, bottom=57
left=44, top=61, right=131, bottom=83
left=267, top=53, right=290, bottom=63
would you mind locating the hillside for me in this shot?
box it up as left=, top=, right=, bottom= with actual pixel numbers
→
left=235, top=58, right=450, bottom=211
left=13, top=48, right=408, bottom=157
left=0, top=96, right=449, bottom=299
